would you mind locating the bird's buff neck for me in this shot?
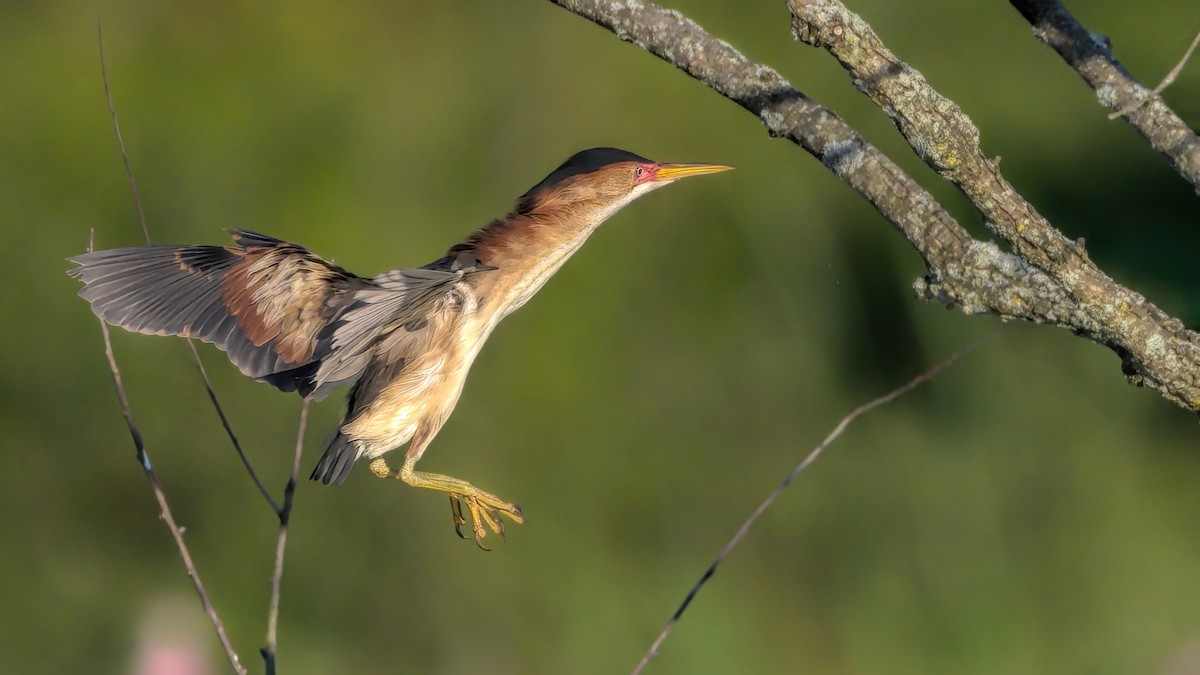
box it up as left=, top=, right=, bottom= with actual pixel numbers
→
left=447, top=187, right=649, bottom=318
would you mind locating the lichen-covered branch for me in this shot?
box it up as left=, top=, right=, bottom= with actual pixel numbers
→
left=548, top=0, right=1200, bottom=412
left=545, top=0, right=1083, bottom=322
left=1008, top=0, right=1200, bottom=193
left=789, top=0, right=1200, bottom=410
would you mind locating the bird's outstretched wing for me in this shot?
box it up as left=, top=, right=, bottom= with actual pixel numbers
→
left=70, top=231, right=494, bottom=401
left=69, top=230, right=370, bottom=396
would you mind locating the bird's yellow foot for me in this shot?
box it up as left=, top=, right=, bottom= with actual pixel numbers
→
left=448, top=492, right=524, bottom=550
left=369, top=456, right=524, bottom=550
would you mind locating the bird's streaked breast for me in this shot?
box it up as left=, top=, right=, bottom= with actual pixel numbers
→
left=343, top=281, right=487, bottom=458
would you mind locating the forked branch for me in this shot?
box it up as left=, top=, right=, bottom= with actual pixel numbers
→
left=549, top=0, right=1200, bottom=412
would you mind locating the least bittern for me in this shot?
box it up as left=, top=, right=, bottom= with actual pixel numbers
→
left=69, top=148, right=732, bottom=548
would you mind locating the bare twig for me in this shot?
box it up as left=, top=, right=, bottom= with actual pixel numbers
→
left=1108, top=28, right=1200, bottom=119
left=1008, top=0, right=1200, bottom=191
left=97, top=23, right=148, bottom=245
left=89, top=232, right=248, bottom=675
left=188, top=342, right=283, bottom=513
left=631, top=326, right=1007, bottom=674
left=261, top=399, right=310, bottom=674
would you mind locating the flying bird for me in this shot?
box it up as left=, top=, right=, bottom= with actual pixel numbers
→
left=69, top=148, right=732, bottom=547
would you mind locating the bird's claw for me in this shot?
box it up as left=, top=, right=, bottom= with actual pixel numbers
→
left=447, top=492, right=523, bottom=551
left=449, top=495, right=467, bottom=539
left=372, top=456, right=524, bottom=550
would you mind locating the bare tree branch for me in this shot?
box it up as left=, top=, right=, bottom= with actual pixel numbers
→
left=98, top=25, right=148, bottom=245
left=789, top=0, right=1200, bottom=410
left=546, top=1, right=1082, bottom=322
left=547, top=0, right=1200, bottom=413
left=187, top=343, right=282, bottom=514
left=1008, top=0, right=1200, bottom=192
left=261, top=399, right=310, bottom=674
left=89, top=232, right=247, bottom=675
left=631, top=326, right=1007, bottom=674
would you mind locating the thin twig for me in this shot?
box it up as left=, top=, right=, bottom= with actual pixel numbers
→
left=97, top=23, right=148, bottom=245
left=1109, top=28, right=1200, bottom=119
left=98, top=22, right=272, bottom=673
left=1007, top=0, right=1200, bottom=191
left=261, top=399, right=310, bottom=674
left=631, top=326, right=1008, bottom=674
left=188, top=341, right=282, bottom=513
left=98, top=21, right=279, bottom=513
left=89, top=231, right=248, bottom=675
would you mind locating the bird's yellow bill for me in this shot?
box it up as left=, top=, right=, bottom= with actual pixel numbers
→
left=654, top=163, right=735, bottom=181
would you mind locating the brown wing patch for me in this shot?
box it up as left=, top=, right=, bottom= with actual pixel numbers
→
left=219, top=246, right=344, bottom=365
left=70, top=230, right=366, bottom=395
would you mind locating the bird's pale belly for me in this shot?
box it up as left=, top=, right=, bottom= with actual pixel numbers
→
left=343, top=320, right=491, bottom=461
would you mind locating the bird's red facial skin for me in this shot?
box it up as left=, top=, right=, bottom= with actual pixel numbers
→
left=634, top=163, right=662, bottom=184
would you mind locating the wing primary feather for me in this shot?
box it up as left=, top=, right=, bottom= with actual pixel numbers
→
left=68, top=236, right=370, bottom=394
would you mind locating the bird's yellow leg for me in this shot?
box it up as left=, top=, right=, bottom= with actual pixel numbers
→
left=369, top=456, right=524, bottom=549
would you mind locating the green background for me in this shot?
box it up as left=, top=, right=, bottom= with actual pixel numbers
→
left=3, top=1, right=1199, bottom=673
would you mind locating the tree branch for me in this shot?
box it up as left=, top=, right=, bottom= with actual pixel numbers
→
left=261, top=399, right=310, bottom=674
left=788, top=0, right=1200, bottom=410
left=546, top=1, right=1082, bottom=323
left=547, top=0, right=1200, bottom=413
left=187, top=342, right=282, bottom=514
left=90, top=230, right=247, bottom=675
left=1008, top=0, right=1200, bottom=192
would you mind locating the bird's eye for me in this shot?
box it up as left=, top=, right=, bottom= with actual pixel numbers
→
left=634, top=166, right=644, bottom=179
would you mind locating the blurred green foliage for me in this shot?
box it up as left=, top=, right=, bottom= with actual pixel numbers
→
left=3, top=1, right=1199, bottom=673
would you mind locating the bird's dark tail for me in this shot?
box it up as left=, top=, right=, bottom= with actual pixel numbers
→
left=310, top=430, right=359, bottom=485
